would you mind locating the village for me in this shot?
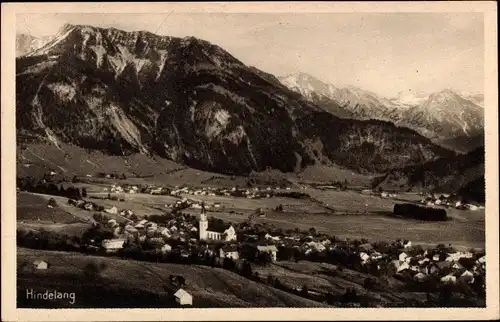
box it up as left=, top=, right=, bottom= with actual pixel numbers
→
left=24, top=181, right=484, bottom=306
left=16, top=174, right=487, bottom=307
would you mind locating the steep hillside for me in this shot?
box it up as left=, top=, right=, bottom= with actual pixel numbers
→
left=279, top=74, right=484, bottom=153
left=373, top=146, right=484, bottom=193
left=456, top=176, right=485, bottom=203
left=17, top=24, right=452, bottom=175
left=18, top=247, right=327, bottom=308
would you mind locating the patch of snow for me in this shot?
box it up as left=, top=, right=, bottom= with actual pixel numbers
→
left=214, top=109, right=230, bottom=126
left=89, top=45, right=106, bottom=68
left=27, top=27, right=75, bottom=57
left=46, top=82, right=76, bottom=102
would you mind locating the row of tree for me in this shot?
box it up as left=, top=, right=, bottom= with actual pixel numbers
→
left=18, top=177, right=87, bottom=199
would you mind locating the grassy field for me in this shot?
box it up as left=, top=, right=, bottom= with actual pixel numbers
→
left=180, top=193, right=327, bottom=213
left=17, top=143, right=182, bottom=179
left=17, top=247, right=327, bottom=308
left=295, top=165, right=377, bottom=186
left=17, top=192, right=93, bottom=237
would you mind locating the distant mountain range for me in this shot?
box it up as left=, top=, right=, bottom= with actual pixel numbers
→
left=16, top=34, right=53, bottom=57
left=279, top=73, right=484, bottom=153
left=15, top=24, right=455, bottom=176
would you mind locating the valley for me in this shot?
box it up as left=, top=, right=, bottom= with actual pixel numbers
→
left=13, top=21, right=487, bottom=310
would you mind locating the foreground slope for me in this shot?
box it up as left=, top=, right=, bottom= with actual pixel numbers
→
left=17, top=24, right=452, bottom=175
left=17, top=247, right=327, bottom=308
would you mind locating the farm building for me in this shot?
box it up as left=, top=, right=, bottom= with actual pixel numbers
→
left=105, top=206, right=118, bottom=214
left=398, top=252, right=408, bottom=262
left=102, top=239, right=126, bottom=253
left=256, top=244, right=278, bottom=262
left=174, top=288, right=193, bottom=306
left=33, top=260, right=49, bottom=270
left=359, top=252, right=370, bottom=263
left=460, top=270, right=475, bottom=284
left=219, top=245, right=239, bottom=260
left=440, top=274, right=457, bottom=285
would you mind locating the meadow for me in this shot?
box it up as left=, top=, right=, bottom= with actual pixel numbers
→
left=17, top=247, right=327, bottom=308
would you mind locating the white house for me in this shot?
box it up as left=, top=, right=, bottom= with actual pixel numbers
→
left=398, top=252, right=408, bottom=262
left=359, top=252, right=370, bottom=263
left=174, top=288, right=193, bottom=306
left=440, top=274, right=457, bottom=284
left=102, top=239, right=125, bottom=253
left=150, top=187, right=163, bottom=195
left=460, top=270, right=475, bottom=284
left=403, top=240, right=412, bottom=248
left=105, top=206, right=118, bottom=215
left=466, top=204, right=479, bottom=211
left=433, top=254, right=441, bottom=261
left=219, top=245, right=239, bottom=260
left=161, top=244, right=172, bottom=253
left=397, top=262, right=410, bottom=273
left=256, top=245, right=278, bottom=262
left=33, top=260, right=49, bottom=270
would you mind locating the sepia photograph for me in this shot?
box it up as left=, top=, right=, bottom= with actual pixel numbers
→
left=2, top=1, right=499, bottom=321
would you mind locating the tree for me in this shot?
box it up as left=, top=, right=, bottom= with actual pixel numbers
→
left=240, top=260, right=253, bottom=277
left=363, top=277, right=376, bottom=290
left=47, top=198, right=57, bottom=208
left=256, top=251, right=273, bottom=266
left=72, top=176, right=78, bottom=183
left=82, top=188, right=88, bottom=198
left=300, top=284, right=309, bottom=297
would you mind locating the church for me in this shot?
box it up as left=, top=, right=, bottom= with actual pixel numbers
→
left=199, top=203, right=237, bottom=242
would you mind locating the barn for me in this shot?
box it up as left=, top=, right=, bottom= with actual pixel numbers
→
left=174, top=288, right=193, bottom=306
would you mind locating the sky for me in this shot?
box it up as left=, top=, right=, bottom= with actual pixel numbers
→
left=16, top=12, right=484, bottom=98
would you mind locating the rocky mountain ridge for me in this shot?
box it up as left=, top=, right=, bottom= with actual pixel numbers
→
left=16, top=24, right=454, bottom=175
left=279, top=73, right=484, bottom=153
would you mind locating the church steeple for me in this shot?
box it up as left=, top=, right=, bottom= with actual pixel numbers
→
left=199, top=201, right=208, bottom=240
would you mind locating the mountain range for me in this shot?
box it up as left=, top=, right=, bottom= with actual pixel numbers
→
left=15, top=24, right=458, bottom=176
left=279, top=73, right=484, bottom=153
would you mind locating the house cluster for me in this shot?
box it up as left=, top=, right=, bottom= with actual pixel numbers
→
left=103, top=184, right=139, bottom=194
left=164, top=197, right=223, bottom=212
left=361, top=189, right=397, bottom=198
left=172, top=185, right=292, bottom=199
left=419, top=194, right=483, bottom=210
left=357, top=240, right=485, bottom=286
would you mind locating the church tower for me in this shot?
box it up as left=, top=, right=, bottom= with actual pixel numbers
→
left=199, top=202, right=208, bottom=240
